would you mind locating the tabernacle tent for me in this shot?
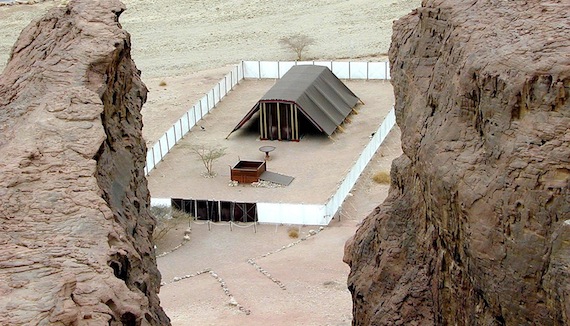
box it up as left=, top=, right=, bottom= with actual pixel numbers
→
left=227, top=65, right=360, bottom=141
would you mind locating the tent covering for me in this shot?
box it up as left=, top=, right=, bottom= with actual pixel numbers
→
left=228, top=65, right=359, bottom=139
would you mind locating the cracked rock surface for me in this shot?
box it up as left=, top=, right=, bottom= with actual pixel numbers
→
left=0, top=0, right=170, bottom=324
left=345, top=1, right=569, bottom=325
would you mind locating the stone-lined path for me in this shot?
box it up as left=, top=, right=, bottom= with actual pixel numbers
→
left=159, top=224, right=327, bottom=316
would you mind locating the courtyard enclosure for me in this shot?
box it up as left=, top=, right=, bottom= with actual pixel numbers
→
left=149, top=60, right=395, bottom=225
left=228, top=65, right=360, bottom=141
left=144, top=60, right=391, bottom=174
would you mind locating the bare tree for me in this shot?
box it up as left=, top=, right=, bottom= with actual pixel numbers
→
left=191, top=145, right=226, bottom=177
left=279, top=33, right=315, bottom=61
left=150, top=205, right=193, bottom=243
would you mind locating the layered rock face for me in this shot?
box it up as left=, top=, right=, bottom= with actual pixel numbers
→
left=0, top=0, right=170, bottom=324
left=345, top=1, right=569, bottom=325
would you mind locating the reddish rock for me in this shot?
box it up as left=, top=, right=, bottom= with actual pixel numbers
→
left=0, top=0, right=170, bottom=324
left=345, top=1, right=569, bottom=325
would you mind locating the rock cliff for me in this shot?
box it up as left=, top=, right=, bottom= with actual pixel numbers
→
left=0, top=0, right=170, bottom=324
left=345, top=1, right=569, bottom=325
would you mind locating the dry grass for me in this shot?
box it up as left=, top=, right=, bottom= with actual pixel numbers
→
left=159, top=80, right=167, bottom=87
left=372, top=171, right=391, bottom=184
left=287, top=227, right=299, bottom=239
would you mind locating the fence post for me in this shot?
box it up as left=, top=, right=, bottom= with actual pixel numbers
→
left=218, top=200, right=221, bottom=222
left=185, top=111, right=190, bottom=131
left=206, top=93, right=210, bottom=112
left=166, top=132, right=171, bottom=151
left=151, top=147, right=156, bottom=171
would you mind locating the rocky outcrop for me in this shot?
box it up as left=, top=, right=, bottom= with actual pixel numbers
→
left=0, top=0, right=170, bottom=324
left=345, top=1, right=569, bottom=325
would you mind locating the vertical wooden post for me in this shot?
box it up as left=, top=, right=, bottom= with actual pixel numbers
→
left=290, top=104, right=295, bottom=140
left=259, top=104, right=264, bottom=139
left=218, top=200, right=222, bottom=222
left=294, top=105, right=299, bottom=140
left=284, top=104, right=289, bottom=140
left=262, top=103, right=267, bottom=139
left=206, top=200, right=210, bottom=222
left=263, top=104, right=267, bottom=139
left=254, top=207, right=258, bottom=233
left=277, top=102, right=281, bottom=140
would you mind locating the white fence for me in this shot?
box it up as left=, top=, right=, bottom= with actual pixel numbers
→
left=148, top=60, right=395, bottom=225
left=150, top=108, right=396, bottom=226
left=242, top=60, right=390, bottom=80
left=256, top=108, right=396, bottom=225
left=144, top=64, right=244, bottom=175
left=145, top=60, right=391, bottom=175
left=323, top=108, right=396, bottom=224
left=256, top=203, right=326, bottom=225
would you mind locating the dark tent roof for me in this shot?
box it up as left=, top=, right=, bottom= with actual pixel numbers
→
left=229, top=65, right=359, bottom=137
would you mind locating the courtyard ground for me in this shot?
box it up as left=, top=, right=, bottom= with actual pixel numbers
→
left=146, top=79, right=395, bottom=205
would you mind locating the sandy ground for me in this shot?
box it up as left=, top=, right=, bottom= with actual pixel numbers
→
left=0, top=0, right=418, bottom=324
left=155, top=126, right=402, bottom=326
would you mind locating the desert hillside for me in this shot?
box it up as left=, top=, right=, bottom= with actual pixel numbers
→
left=1, top=0, right=419, bottom=79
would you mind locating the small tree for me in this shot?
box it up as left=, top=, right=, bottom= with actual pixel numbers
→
left=150, top=206, right=193, bottom=243
left=279, top=33, right=315, bottom=61
left=191, top=145, right=226, bottom=177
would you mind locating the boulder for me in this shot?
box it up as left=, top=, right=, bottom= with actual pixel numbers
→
left=0, top=0, right=170, bottom=324
left=345, top=1, right=569, bottom=325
